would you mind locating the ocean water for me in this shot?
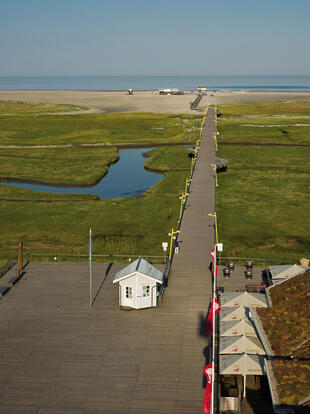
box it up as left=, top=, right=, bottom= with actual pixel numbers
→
left=0, top=75, right=310, bottom=92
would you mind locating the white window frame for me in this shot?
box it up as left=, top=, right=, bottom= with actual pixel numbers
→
left=143, top=285, right=150, bottom=297
left=126, top=286, right=132, bottom=299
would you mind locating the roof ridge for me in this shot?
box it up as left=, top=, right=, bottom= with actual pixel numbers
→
left=136, top=256, right=142, bottom=272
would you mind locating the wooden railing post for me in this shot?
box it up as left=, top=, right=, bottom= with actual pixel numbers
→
left=18, top=241, right=23, bottom=274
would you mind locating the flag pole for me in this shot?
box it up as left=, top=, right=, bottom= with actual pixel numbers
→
left=211, top=245, right=217, bottom=414
left=89, top=227, right=92, bottom=307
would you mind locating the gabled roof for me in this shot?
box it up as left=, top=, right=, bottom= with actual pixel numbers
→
left=220, top=292, right=267, bottom=308
left=269, top=264, right=309, bottom=280
left=219, top=306, right=251, bottom=322
left=219, top=335, right=265, bottom=355
left=220, top=319, right=257, bottom=337
left=220, top=354, right=265, bottom=375
left=113, top=257, right=164, bottom=284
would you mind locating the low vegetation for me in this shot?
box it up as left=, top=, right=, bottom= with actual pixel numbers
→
left=0, top=100, right=86, bottom=114
left=0, top=105, right=201, bottom=146
left=217, top=101, right=310, bottom=262
left=144, top=146, right=191, bottom=172
left=257, top=272, right=310, bottom=356
left=0, top=100, right=193, bottom=261
left=0, top=147, right=119, bottom=185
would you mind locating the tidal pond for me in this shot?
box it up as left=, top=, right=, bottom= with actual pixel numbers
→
left=1, top=148, right=163, bottom=199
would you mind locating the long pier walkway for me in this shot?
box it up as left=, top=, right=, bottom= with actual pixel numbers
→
left=0, top=107, right=217, bottom=414
left=132, top=106, right=217, bottom=413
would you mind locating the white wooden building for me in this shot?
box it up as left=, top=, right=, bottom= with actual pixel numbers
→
left=113, top=257, right=164, bottom=309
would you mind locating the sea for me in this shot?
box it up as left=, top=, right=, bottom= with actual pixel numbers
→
left=0, top=75, right=310, bottom=92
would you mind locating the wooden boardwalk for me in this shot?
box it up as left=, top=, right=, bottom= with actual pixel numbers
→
left=0, top=107, right=217, bottom=414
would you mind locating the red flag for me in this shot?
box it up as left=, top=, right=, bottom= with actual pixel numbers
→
left=210, top=248, right=215, bottom=260
left=206, top=298, right=221, bottom=335
left=214, top=261, right=218, bottom=278
left=203, top=363, right=213, bottom=413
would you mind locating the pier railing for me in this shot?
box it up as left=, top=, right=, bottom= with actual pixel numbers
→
left=0, top=255, right=18, bottom=279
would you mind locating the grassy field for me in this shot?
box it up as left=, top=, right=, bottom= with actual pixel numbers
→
left=1, top=168, right=189, bottom=262
left=145, top=146, right=191, bottom=172
left=218, top=101, right=310, bottom=146
left=0, top=105, right=201, bottom=147
left=0, top=100, right=86, bottom=114
left=217, top=101, right=310, bottom=263
left=0, top=147, right=119, bottom=186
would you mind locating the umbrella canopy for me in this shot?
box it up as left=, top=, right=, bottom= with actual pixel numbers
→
left=220, top=292, right=267, bottom=308
left=220, top=335, right=265, bottom=355
left=219, top=354, right=265, bottom=375
left=269, top=264, right=309, bottom=280
left=220, top=320, right=257, bottom=337
left=219, top=306, right=250, bottom=322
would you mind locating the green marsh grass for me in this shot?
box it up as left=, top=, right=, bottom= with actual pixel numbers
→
left=217, top=100, right=310, bottom=262
left=0, top=111, right=201, bottom=146
left=0, top=147, right=191, bottom=261
left=0, top=147, right=119, bottom=185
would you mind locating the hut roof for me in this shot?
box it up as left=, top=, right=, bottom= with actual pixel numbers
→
left=113, top=257, right=164, bottom=284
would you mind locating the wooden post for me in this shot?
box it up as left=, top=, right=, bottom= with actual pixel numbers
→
left=18, top=241, right=23, bottom=274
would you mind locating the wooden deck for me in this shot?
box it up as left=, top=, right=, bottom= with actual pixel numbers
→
left=0, top=107, right=217, bottom=413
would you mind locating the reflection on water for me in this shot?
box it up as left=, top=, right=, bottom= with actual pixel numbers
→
left=1, top=148, right=164, bottom=199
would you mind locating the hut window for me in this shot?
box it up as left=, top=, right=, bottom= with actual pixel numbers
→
left=143, top=285, right=150, bottom=297
left=126, top=286, right=132, bottom=299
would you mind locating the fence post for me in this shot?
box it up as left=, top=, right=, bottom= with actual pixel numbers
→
left=18, top=241, right=23, bottom=274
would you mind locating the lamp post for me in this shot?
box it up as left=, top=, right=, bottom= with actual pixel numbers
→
left=178, top=192, right=189, bottom=223
left=211, top=163, right=218, bottom=187
left=162, top=242, right=168, bottom=264
left=208, top=212, right=219, bottom=246
left=190, top=156, right=196, bottom=177
left=184, top=177, right=192, bottom=194
left=216, top=131, right=219, bottom=146
left=168, top=228, right=180, bottom=262
left=213, top=132, right=218, bottom=152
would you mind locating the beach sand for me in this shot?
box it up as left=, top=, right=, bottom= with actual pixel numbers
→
left=0, top=90, right=310, bottom=113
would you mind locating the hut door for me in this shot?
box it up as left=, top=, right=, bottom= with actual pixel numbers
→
left=141, top=284, right=152, bottom=308
left=123, top=286, right=133, bottom=307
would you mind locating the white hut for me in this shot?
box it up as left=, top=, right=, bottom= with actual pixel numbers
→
left=113, top=257, right=164, bottom=309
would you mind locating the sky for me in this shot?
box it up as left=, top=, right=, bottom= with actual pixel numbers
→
left=1, top=0, right=310, bottom=76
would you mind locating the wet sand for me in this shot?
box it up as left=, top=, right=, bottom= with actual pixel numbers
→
left=0, top=90, right=310, bottom=113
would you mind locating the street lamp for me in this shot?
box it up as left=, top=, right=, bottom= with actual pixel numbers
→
left=211, top=163, right=218, bottom=187
left=178, top=192, right=189, bottom=223
left=162, top=242, right=168, bottom=264
left=213, top=132, right=218, bottom=152
left=190, top=156, right=196, bottom=176
left=184, top=177, right=192, bottom=194
left=168, top=228, right=180, bottom=262
left=208, top=212, right=219, bottom=246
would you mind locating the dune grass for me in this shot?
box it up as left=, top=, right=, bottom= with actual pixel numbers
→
left=217, top=101, right=310, bottom=263
left=0, top=100, right=86, bottom=114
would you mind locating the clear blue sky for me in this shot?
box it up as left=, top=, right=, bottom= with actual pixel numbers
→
left=1, top=0, right=309, bottom=76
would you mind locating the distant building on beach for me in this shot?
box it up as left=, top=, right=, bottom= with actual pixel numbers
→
left=197, top=86, right=207, bottom=93
left=158, top=88, right=184, bottom=95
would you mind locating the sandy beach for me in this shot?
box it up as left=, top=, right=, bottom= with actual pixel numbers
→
left=0, top=90, right=310, bottom=113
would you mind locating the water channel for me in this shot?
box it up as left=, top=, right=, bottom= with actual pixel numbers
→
left=1, top=148, right=164, bottom=199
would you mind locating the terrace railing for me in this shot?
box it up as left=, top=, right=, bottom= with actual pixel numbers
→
left=217, top=256, right=294, bottom=267
left=0, top=255, right=18, bottom=279
left=26, top=252, right=166, bottom=265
